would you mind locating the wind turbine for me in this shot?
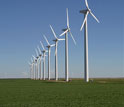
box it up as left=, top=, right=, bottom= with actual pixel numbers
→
left=32, top=55, right=38, bottom=80
left=37, top=45, right=43, bottom=80
left=44, top=35, right=55, bottom=80
left=35, top=48, right=40, bottom=80
left=59, top=8, right=76, bottom=82
left=31, top=57, right=35, bottom=80
left=80, top=0, right=99, bottom=82
left=50, top=25, right=65, bottom=81
left=28, top=61, right=32, bottom=79
left=40, top=41, right=47, bottom=80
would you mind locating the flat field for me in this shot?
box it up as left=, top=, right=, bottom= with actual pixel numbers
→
left=0, top=79, right=124, bottom=107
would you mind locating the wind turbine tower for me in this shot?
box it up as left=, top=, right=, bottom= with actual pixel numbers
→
left=44, top=35, right=55, bottom=80
left=37, top=46, right=42, bottom=80
left=32, top=55, right=37, bottom=80
left=35, top=49, right=39, bottom=80
left=31, top=57, right=35, bottom=80
left=40, top=41, right=47, bottom=80
left=60, top=8, right=76, bottom=82
left=28, top=61, right=32, bottom=79
left=50, top=25, right=65, bottom=81
left=80, top=0, right=99, bottom=82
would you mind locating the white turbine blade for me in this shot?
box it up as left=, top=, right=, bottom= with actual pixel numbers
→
left=37, top=58, right=39, bottom=62
left=90, top=11, right=100, bottom=23
left=45, top=50, right=48, bottom=53
left=69, top=31, right=76, bottom=45
left=37, top=46, right=42, bottom=54
left=40, top=41, right=45, bottom=50
left=50, top=25, right=58, bottom=39
left=59, top=29, right=68, bottom=37
left=58, top=38, right=65, bottom=41
left=50, top=44, right=55, bottom=47
left=43, top=35, right=50, bottom=45
left=66, top=8, right=69, bottom=28
left=35, top=49, right=39, bottom=56
left=31, top=57, right=33, bottom=62
left=80, top=11, right=89, bottom=31
left=85, top=0, right=90, bottom=9
left=37, top=57, right=40, bottom=62
left=32, top=55, right=36, bottom=60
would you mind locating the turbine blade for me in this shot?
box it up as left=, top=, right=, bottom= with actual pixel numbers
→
left=31, top=58, right=33, bottom=62
left=85, top=0, right=90, bottom=9
left=50, top=44, right=55, bottom=47
left=58, top=38, right=65, bottom=41
left=37, top=46, right=42, bottom=54
left=40, top=41, right=45, bottom=50
left=80, top=11, right=89, bottom=31
left=43, top=35, right=50, bottom=45
left=66, top=8, right=69, bottom=28
left=38, top=57, right=40, bottom=62
left=50, top=25, right=58, bottom=39
left=37, top=58, right=39, bottom=62
left=90, top=11, right=100, bottom=23
left=45, top=50, right=48, bottom=53
left=59, top=29, right=68, bottom=37
left=32, top=55, right=36, bottom=60
left=69, top=31, right=76, bottom=45
left=35, top=49, right=38, bottom=56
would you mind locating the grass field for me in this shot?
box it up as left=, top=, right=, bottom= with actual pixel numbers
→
left=0, top=79, right=124, bottom=107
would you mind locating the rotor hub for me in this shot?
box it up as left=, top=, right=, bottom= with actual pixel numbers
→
left=47, top=45, right=50, bottom=48
left=42, top=50, right=45, bottom=53
left=53, top=39, right=58, bottom=42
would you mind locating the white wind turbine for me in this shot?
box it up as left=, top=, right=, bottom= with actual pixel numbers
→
left=44, top=35, right=55, bottom=80
left=50, top=25, right=65, bottom=81
left=28, top=61, right=32, bottom=79
left=40, top=41, right=47, bottom=80
left=37, top=46, right=43, bottom=80
left=32, top=55, right=38, bottom=80
left=80, top=0, right=99, bottom=82
left=35, top=48, right=40, bottom=80
left=35, top=49, right=40, bottom=79
left=31, top=57, right=35, bottom=80
left=59, top=8, right=76, bottom=82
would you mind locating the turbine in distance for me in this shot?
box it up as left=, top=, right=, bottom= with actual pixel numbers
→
left=50, top=25, right=65, bottom=81
left=43, top=35, right=55, bottom=80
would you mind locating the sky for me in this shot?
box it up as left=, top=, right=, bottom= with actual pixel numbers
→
left=0, top=0, right=123, bottom=78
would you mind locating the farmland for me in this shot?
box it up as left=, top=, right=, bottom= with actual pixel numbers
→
left=0, top=79, right=124, bottom=107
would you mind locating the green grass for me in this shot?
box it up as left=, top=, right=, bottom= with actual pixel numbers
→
left=0, top=79, right=124, bottom=107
